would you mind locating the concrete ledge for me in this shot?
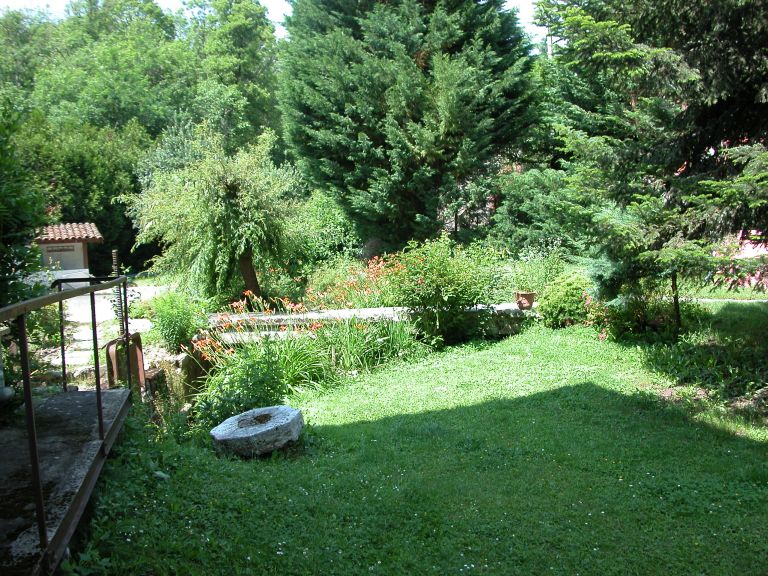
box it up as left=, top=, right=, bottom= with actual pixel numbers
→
left=0, top=389, right=131, bottom=575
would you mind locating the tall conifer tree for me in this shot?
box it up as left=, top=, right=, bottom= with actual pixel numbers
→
left=279, top=0, right=534, bottom=246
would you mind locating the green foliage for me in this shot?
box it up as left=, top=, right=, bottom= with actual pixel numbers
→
left=151, top=292, right=205, bottom=351
left=285, top=191, right=361, bottom=269
left=0, top=10, right=56, bottom=95
left=587, top=281, right=707, bottom=343
left=571, top=0, right=768, bottom=157
left=316, top=319, right=426, bottom=372
left=126, top=127, right=300, bottom=298
left=492, top=168, right=590, bottom=254
left=304, top=256, right=398, bottom=310
left=510, top=242, right=566, bottom=294
left=26, top=304, right=63, bottom=347
left=192, top=316, right=423, bottom=430
left=280, top=0, right=535, bottom=245
left=17, top=116, right=152, bottom=273
left=0, top=101, right=45, bottom=307
left=188, top=0, right=279, bottom=143
left=31, top=4, right=194, bottom=136
left=538, top=271, right=592, bottom=328
left=694, top=145, right=768, bottom=241
left=193, top=342, right=288, bottom=430
left=387, top=235, right=496, bottom=344
left=644, top=302, right=768, bottom=398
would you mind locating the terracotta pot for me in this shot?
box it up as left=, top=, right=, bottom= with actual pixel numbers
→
left=515, top=291, right=536, bottom=310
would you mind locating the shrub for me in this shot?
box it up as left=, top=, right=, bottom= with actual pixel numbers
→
left=285, top=190, right=360, bottom=266
left=151, top=292, right=205, bottom=351
left=193, top=343, right=287, bottom=430
left=26, top=304, right=63, bottom=347
left=387, top=235, right=496, bottom=344
left=586, top=282, right=709, bottom=342
left=539, top=272, right=593, bottom=328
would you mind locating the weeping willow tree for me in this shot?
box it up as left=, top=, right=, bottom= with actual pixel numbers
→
left=126, top=127, right=300, bottom=298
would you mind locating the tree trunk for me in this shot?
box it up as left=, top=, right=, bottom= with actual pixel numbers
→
left=671, top=271, right=682, bottom=334
left=238, top=248, right=262, bottom=298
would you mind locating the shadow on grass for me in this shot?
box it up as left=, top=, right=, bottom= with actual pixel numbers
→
left=300, top=383, right=767, bottom=574
left=640, top=302, right=768, bottom=397
left=92, top=382, right=768, bottom=576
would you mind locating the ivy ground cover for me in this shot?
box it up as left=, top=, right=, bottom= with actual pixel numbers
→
left=74, top=325, right=768, bottom=575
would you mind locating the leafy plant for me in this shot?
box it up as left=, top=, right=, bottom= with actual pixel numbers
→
left=317, top=319, right=426, bottom=373
left=538, top=272, right=593, bottom=328
left=151, top=292, right=205, bottom=352
left=387, top=235, right=496, bottom=344
left=511, top=241, right=566, bottom=293
left=26, top=304, right=63, bottom=347
left=587, top=281, right=709, bottom=343
left=193, top=342, right=287, bottom=430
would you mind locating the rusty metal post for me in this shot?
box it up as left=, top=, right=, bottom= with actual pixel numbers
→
left=17, top=314, right=49, bottom=551
left=89, top=292, right=104, bottom=441
left=112, top=251, right=122, bottom=329
left=58, top=283, right=67, bottom=392
left=122, top=279, right=133, bottom=391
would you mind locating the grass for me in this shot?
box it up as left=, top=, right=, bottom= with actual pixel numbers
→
left=642, top=301, right=768, bottom=399
left=70, top=325, right=768, bottom=575
left=678, top=278, right=768, bottom=301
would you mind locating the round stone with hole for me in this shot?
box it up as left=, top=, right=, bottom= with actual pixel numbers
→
left=210, top=405, right=304, bottom=458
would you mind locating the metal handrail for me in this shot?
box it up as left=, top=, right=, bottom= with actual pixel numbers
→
left=0, top=277, right=127, bottom=323
left=0, top=275, right=132, bottom=573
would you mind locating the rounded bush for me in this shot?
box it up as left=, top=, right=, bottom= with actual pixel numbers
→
left=539, top=272, right=593, bottom=328
left=388, top=235, right=496, bottom=344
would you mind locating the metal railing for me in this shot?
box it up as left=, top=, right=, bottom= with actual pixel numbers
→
left=0, top=275, right=132, bottom=572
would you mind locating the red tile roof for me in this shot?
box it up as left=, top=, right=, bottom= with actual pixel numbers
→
left=37, top=223, right=104, bottom=244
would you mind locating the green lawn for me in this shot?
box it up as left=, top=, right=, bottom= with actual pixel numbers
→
left=678, top=278, right=768, bottom=301
left=74, top=325, right=768, bottom=575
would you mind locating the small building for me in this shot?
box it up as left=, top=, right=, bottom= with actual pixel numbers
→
left=37, top=223, right=103, bottom=285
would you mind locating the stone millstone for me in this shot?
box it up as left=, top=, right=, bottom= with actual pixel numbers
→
left=210, top=405, right=304, bottom=458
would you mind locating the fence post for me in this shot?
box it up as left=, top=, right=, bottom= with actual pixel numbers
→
left=58, top=283, right=67, bottom=392
left=17, top=314, right=49, bottom=552
left=89, top=292, right=104, bottom=441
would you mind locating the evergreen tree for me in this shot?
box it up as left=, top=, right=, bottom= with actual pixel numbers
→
left=521, top=6, right=708, bottom=319
left=279, top=0, right=535, bottom=247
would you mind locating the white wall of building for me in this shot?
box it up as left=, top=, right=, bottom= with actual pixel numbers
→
left=41, top=242, right=85, bottom=271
